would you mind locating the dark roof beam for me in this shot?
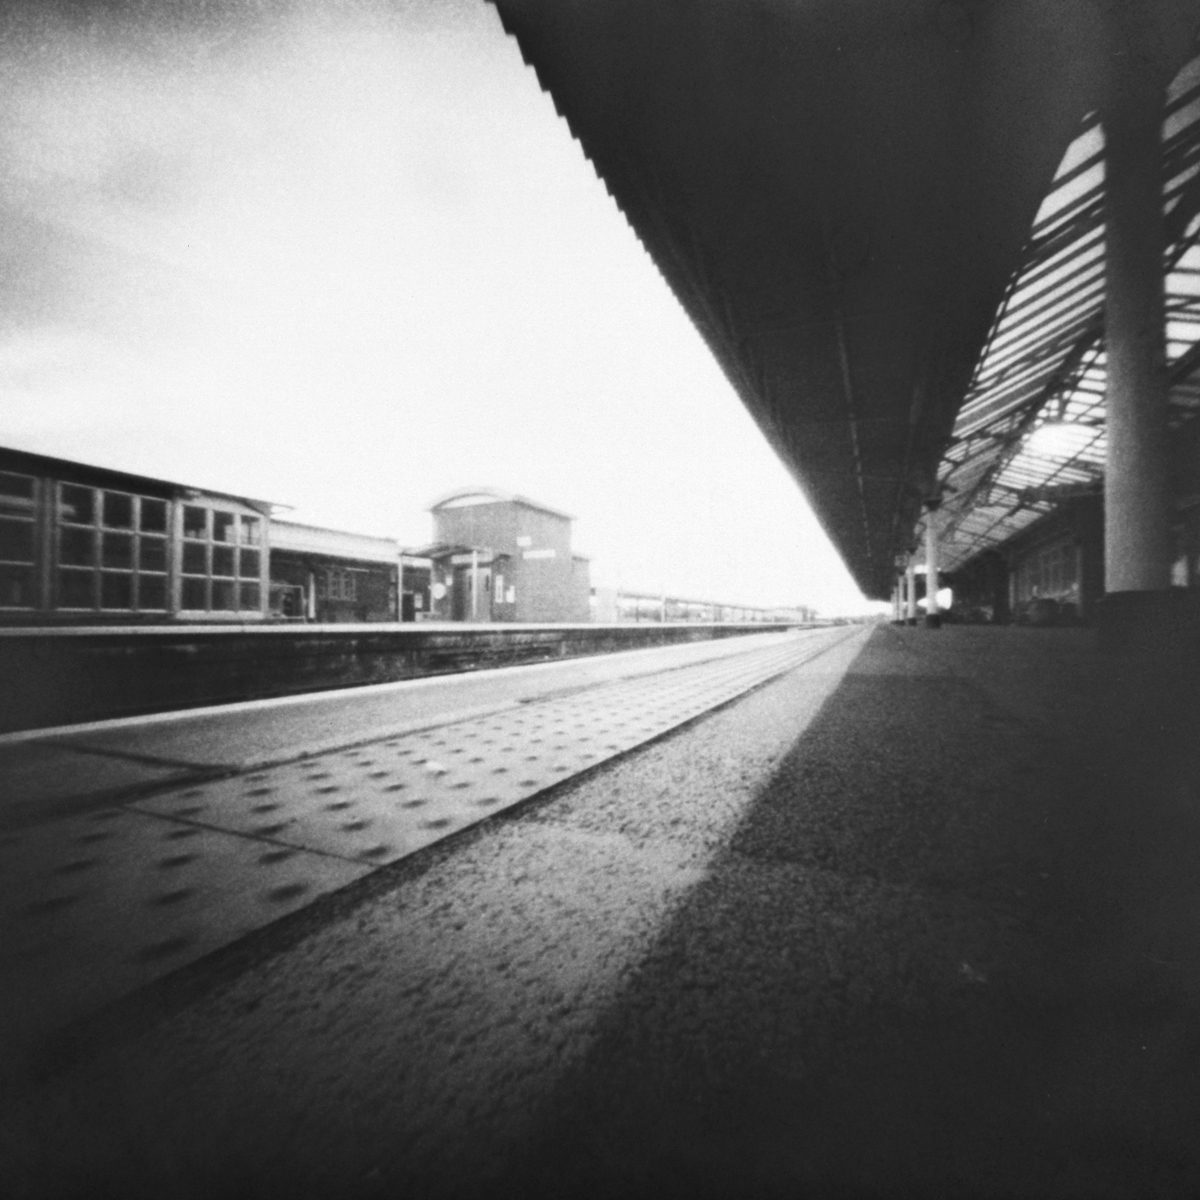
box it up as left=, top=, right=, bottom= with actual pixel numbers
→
left=982, top=254, right=1106, bottom=327
left=1023, top=208, right=1106, bottom=279
left=981, top=252, right=1106, bottom=335
left=822, top=221, right=877, bottom=579
left=981, top=300, right=1104, bottom=378
left=939, top=326, right=1102, bottom=540
left=1169, top=333, right=1200, bottom=383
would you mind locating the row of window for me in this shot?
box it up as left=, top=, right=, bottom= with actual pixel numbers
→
left=0, top=471, right=265, bottom=614
left=1013, top=538, right=1080, bottom=605
left=318, top=568, right=358, bottom=602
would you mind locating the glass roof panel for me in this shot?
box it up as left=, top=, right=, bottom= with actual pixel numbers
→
left=926, top=56, right=1200, bottom=579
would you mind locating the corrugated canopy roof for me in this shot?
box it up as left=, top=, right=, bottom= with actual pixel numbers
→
left=930, top=52, right=1200, bottom=574
left=490, top=1, right=1200, bottom=597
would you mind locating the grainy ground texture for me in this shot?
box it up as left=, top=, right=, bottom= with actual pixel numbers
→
left=4, top=624, right=1200, bottom=1200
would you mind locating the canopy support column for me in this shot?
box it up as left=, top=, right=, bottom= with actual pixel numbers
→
left=924, top=506, right=941, bottom=629
left=1101, top=83, right=1174, bottom=646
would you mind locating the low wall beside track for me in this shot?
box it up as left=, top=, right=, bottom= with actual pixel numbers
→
left=0, top=621, right=801, bottom=733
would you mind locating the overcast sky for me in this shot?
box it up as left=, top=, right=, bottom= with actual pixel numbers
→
left=1, top=0, right=873, bottom=614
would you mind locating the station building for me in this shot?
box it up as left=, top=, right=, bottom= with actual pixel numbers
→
left=2, top=449, right=797, bottom=630
left=1, top=453, right=590, bottom=628
left=0, top=446, right=272, bottom=625
left=268, top=521, right=398, bottom=623
left=409, top=488, right=591, bottom=623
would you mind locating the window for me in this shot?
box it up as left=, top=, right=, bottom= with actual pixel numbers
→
left=179, top=506, right=263, bottom=612
left=1014, top=538, right=1080, bottom=607
left=55, top=484, right=169, bottom=612
left=319, top=568, right=357, bottom=602
left=0, top=471, right=38, bottom=608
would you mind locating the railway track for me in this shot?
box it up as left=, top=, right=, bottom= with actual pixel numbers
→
left=0, top=625, right=860, bottom=1063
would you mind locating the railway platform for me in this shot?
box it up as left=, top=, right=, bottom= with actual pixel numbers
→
left=4, top=623, right=1200, bottom=1199
left=0, top=628, right=845, bottom=1073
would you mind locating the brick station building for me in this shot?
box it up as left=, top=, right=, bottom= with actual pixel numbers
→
left=410, top=488, right=590, bottom=623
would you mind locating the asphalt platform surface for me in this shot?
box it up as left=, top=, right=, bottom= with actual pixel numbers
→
left=5, top=623, right=1200, bottom=1199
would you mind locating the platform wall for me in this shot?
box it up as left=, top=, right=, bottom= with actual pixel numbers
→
left=0, top=622, right=797, bottom=733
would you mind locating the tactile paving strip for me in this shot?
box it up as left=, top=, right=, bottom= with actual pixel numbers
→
left=0, top=809, right=368, bottom=1050
left=0, top=632, right=841, bottom=1046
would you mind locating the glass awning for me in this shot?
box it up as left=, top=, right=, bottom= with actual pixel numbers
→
left=925, top=53, right=1200, bottom=574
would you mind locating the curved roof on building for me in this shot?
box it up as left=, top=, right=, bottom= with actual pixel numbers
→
left=429, top=487, right=575, bottom=521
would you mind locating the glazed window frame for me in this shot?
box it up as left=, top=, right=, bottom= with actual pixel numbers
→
left=54, top=483, right=170, bottom=613
left=0, top=470, right=38, bottom=610
left=319, top=567, right=358, bottom=602
left=179, top=504, right=263, bottom=614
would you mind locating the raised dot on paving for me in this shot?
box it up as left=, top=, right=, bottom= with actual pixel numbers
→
left=265, top=883, right=308, bottom=903
left=53, top=858, right=98, bottom=875
left=135, top=935, right=194, bottom=963
left=9, top=633, right=823, bottom=1038
left=21, top=894, right=81, bottom=916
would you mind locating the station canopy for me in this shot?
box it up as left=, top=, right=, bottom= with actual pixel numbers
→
left=931, top=52, right=1200, bottom=573
left=489, top=0, right=1200, bottom=598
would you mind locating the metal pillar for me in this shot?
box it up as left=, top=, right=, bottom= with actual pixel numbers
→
left=1104, top=83, right=1172, bottom=597
left=906, top=559, right=918, bottom=625
left=924, top=506, right=941, bottom=629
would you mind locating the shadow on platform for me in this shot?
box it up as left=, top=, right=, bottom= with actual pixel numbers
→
left=497, top=625, right=1200, bottom=1199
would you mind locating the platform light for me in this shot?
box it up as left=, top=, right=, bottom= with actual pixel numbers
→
left=917, top=586, right=953, bottom=611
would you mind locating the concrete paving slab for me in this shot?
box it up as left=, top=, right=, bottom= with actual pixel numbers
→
left=0, top=806, right=368, bottom=1069
left=0, top=743, right=199, bottom=825
left=131, top=636, right=836, bottom=864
